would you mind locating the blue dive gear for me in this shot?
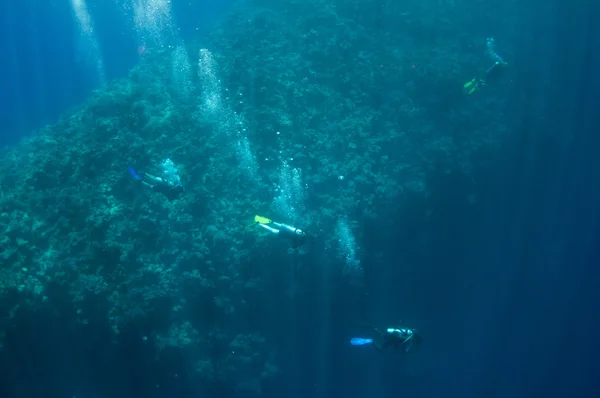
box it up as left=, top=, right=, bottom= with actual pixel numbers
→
left=128, top=166, right=142, bottom=180
left=350, top=337, right=373, bottom=346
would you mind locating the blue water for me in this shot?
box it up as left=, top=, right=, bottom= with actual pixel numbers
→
left=0, top=0, right=230, bottom=147
left=0, top=1, right=599, bottom=398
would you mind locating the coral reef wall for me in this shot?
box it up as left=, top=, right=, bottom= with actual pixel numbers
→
left=0, top=0, right=518, bottom=395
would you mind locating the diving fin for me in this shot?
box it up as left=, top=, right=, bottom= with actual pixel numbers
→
left=350, top=337, right=374, bottom=346
left=247, top=215, right=272, bottom=228
left=463, top=78, right=479, bottom=95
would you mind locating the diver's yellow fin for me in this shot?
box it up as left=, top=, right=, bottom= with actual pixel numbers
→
left=255, top=215, right=271, bottom=224
left=463, top=78, right=478, bottom=95
left=247, top=215, right=272, bottom=228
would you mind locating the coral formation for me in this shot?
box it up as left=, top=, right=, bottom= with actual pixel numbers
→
left=0, top=0, right=510, bottom=393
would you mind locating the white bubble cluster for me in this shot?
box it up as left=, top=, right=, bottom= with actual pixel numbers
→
left=273, top=162, right=305, bottom=221
left=236, top=136, right=259, bottom=183
left=70, top=0, right=105, bottom=84
left=129, top=1, right=191, bottom=98
left=132, top=0, right=174, bottom=46
left=160, top=158, right=182, bottom=188
left=197, top=49, right=222, bottom=116
left=197, top=49, right=259, bottom=183
left=335, top=218, right=363, bottom=284
left=171, top=45, right=194, bottom=99
left=71, top=0, right=93, bottom=33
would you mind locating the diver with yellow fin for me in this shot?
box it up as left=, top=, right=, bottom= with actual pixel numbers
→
left=249, top=215, right=307, bottom=248
left=464, top=37, right=508, bottom=94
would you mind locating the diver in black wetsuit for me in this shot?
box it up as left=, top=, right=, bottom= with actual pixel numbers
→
left=373, top=327, right=422, bottom=352
left=350, top=326, right=422, bottom=353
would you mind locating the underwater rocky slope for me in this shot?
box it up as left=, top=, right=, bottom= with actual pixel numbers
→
left=0, top=0, right=511, bottom=393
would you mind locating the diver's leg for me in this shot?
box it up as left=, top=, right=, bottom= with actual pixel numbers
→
left=372, top=327, right=384, bottom=350
left=373, top=327, right=384, bottom=337
left=259, top=223, right=280, bottom=234
left=373, top=339, right=383, bottom=351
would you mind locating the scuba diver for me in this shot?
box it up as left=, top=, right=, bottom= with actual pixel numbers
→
left=351, top=326, right=421, bottom=353
left=128, top=158, right=184, bottom=199
left=463, top=37, right=508, bottom=94
left=249, top=215, right=307, bottom=248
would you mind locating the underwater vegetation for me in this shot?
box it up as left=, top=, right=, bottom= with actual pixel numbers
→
left=0, top=0, right=512, bottom=393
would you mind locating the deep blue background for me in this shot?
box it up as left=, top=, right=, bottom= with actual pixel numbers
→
left=271, top=2, right=600, bottom=398
left=329, top=3, right=600, bottom=398
left=0, top=1, right=599, bottom=397
left=0, top=0, right=231, bottom=147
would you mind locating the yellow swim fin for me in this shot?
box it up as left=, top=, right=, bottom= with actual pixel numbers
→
left=254, top=215, right=271, bottom=224
left=247, top=215, right=272, bottom=228
left=463, top=78, right=479, bottom=95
